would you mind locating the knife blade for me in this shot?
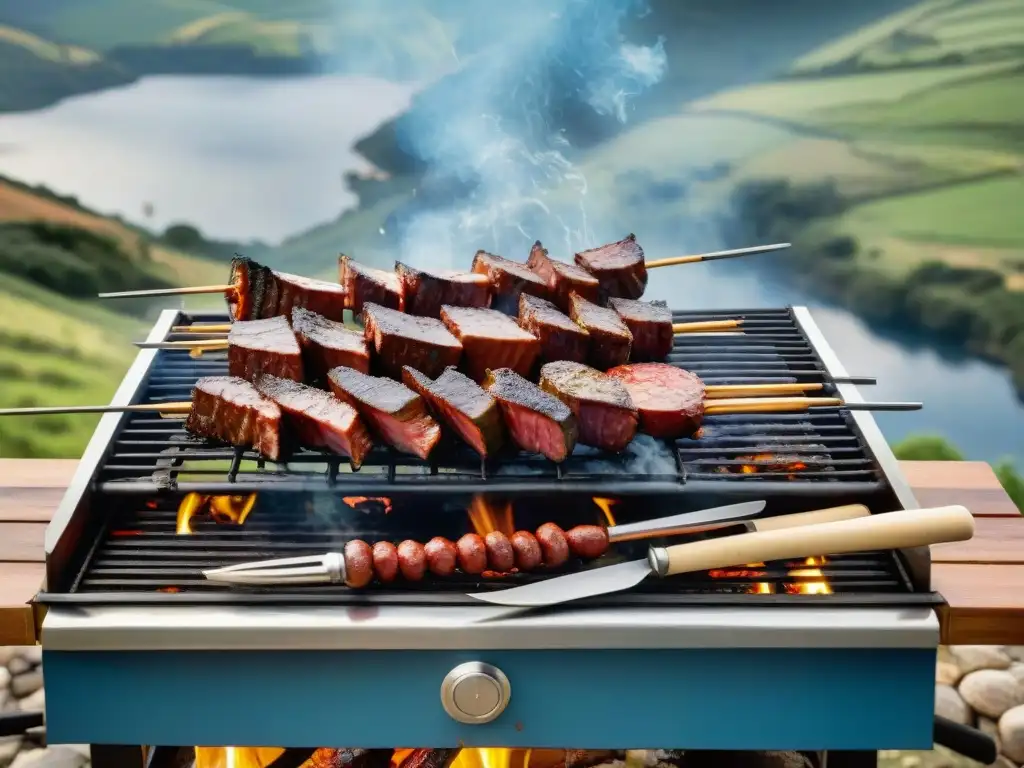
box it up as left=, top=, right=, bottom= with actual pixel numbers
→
left=467, top=505, right=974, bottom=607
left=605, top=499, right=767, bottom=541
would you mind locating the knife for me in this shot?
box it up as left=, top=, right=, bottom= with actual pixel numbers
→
left=467, top=505, right=975, bottom=607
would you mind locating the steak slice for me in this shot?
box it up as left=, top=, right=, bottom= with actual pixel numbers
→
left=403, top=366, right=506, bottom=458
left=255, top=374, right=373, bottom=468
left=440, top=305, right=540, bottom=382
left=568, top=292, right=633, bottom=369
left=396, top=262, right=491, bottom=318
left=527, top=241, right=600, bottom=311
left=482, top=368, right=577, bottom=462
left=228, top=255, right=274, bottom=321
left=292, top=306, right=370, bottom=384
left=228, top=256, right=345, bottom=322
left=538, top=361, right=638, bottom=453
left=272, top=271, right=346, bottom=322
left=327, top=366, right=441, bottom=460
left=339, top=254, right=403, bottom=316
left=608, top=297, right=673, bottom=361
left=186, top=376, right=284, bottom=460
left=518, top=293, right=589, bottom=365
left=471, top=250, right=550, bottom=315
left=362, top=302, right=463, bottom=379
left=606, top=363, right=705, bottom=439
left=228, top=315, right=304, bottom=383
left=574, top=234, right=647, bottom=300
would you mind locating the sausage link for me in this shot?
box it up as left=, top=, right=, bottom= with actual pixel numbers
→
left=343, top=540, right=374, bottom=588
left=565, top=525, right=610, bottom=560
left=456, top=533, right=488, bottom=574
left=536, top=522, right=570, bottom=567
left=510, top=530, right=543, bottom=571
left=484, top=531, right=515, bottom=572
left=371, top=540, right=399, bottom=583
left=424, top=536, right=459, bottom=577
left=397, top=539, right=427, bottom=581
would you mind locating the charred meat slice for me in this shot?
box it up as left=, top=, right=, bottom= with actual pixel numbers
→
left=396, top=262, right=491, bottom=318
left=568, top=291, right=632, bottom=369
left=606, top=363, right=704, bottom=439
left=339, top=254, right=403, bottom=316
left=471, top=250, right=550, bottom=315
left=291, top=306, right=370, bottom=383
left=228, top=255, right=273, bottom=321
left=228, top=256, right=345, bottom=322
left=574, top=234, right=647, bottom=300
left=440, top=305, right=540, bottom=382
left=362, top=302, right=463, bottom=380
left=255, top=374, right=373, bottom=468
left=328, top=366, right=441, bottom=460
left=228, top=315, right=304, bottom=383
left=403, top=366, right=506, bottom=457
left=518, top=293, right=589, bottom=365
left=608, top=297, right=672, bottom=361
left=186, top=376, right=284, bottom=460
left=273, top=271, right=346, bottom=322
left=482, top=368, right=577, bottom=462
left=527, top=240, right=600, bottom=311
left=539, top=360, right=638, bottom=452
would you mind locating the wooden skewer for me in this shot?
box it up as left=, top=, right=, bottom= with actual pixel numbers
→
left=98, top=284, right=234, bottom=299
left=647, top=243, right=791, bottom=269
left=0, top=402, right=192, bottom=416
left=172, top=324, right=232, bottom=333
left=672, top=319, right=742, bottom=334
left=704, top=383, right=821, bottom=399
left=704, top=397, right=921, bottom=415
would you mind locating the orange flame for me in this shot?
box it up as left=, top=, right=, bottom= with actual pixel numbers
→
left=343, top=496, right=393, bottom=514
left=176, top=493, right=257, bottom=535
left=451, top=749, right=532, bottom=768
left=784, top=556, right=833, bottom=595
left=708, top=562, right=766, bottom=579
left=592, top=497, right=617, bottom=527
left=468, top=495, right=514, bottom=537
left=194, top=747, right=284, bottom=768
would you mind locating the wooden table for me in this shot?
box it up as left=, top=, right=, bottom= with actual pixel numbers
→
left=1, top=459, right=1021, bottom=647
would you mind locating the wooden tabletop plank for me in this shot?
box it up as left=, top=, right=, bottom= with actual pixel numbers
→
left=0, top=562, right=46, bottom=646
left=933, top=564, right=1024, bottom=645
left=0, top=522, right=47, bottom=562
left=902, top=460, right=1020, bottom=517
left=931, top=517, right=1024, bottom=564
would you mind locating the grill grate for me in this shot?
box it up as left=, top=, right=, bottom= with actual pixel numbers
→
left=95, top=308, right=886, bottom=497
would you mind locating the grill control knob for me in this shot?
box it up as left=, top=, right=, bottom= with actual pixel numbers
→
left=440, top=662, right=511, bottom=724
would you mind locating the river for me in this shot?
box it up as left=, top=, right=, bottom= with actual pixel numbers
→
left=0, top=75, right=1020, bottom=469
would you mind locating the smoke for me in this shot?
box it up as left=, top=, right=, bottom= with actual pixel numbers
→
left=385, top=0, right=667, bottom=269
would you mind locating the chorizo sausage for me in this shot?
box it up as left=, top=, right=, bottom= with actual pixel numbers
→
left=565, top=525, right=610, bottom=559
left=424, top=536, right=458, bottom=577
left=456, top=533, right=488, bottom=574
left=484, top=531, right=515, bottom=572
left=343, top=539, right=374, bottom=588
left=371, top=540, right=399, bottom=583
left=536, top=522, right=570, bottom=567
left=510, top=530, right=543, bottom=571
left=397, top=539, right=427, bottom=581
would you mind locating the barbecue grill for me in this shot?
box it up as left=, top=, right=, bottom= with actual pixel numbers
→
left=37, top=307, right=942, bottom=763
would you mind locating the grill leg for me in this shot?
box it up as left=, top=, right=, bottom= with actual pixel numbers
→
left=822, top=751, right=877, bottom=768
left=90, top=745, right=147, bottom=768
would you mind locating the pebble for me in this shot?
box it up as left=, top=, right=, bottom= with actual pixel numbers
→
left=951, top=646, right=1012, bottom=675
left=0, top=738, right=23, bottom=767
left=9, top=747, right=86, bottom=768
left=9, top=673, right=42, bottom=700
left=935, top=683, right=971, bottom=724
left=17, top=688, right=44, bottom=713
left=1000, top=704, right=1024, bottom=763
left=936, top=660, right=962, bottom=686
left=960, top=669, right=1024, bottom=719
left=5, top=660, right=30, bottom=678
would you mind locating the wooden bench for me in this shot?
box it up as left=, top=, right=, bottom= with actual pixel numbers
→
left=1, top=458, right=1021, bottom=646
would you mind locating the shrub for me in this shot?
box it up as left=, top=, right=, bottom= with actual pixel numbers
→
left=893, top=435, right=965, bottom=462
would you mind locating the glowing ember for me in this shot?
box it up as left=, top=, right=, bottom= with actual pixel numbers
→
left=468, top=495, right=514, bottom=537
left=750, top=582, right=775, bottom=594
left=717, top=453, right=809, bottom=477
left=784, top=556, right=833, bottom=595
left=708, top=562, right=766, bottom=579
left=592, top=497, right=617, bottom=527
left=451, top=749, right=531, bottom=768
left=343, top=496, right=393, bottom=514
left=194, top=747, right=284, bottom=768
left=176, top=493, right=257, bottom=535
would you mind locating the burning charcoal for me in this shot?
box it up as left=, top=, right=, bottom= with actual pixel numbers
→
left=362, top=301, right=463, bottom=380
left=292, top=306, right=370, bottom=383
left=519, top=293, right=590, bottom=366
left=574, top=234, right=647, bottom=300
left=396, top=261, right=491, bottom=318
left=568, top=292, right=632, bottom=369
left=440, top=305, right=541, bottom=381
left=471, top=249, right=550, bottom=314
left=527, top=240, right=600, bottom=311
left=396, top=749, right=462, bottom=768
left=340, top=254, right=403, bottom=316
left=228, top=315, right=304, bottom=383
left=307, top=749, right=394, bottom=768
left=608, top=297, right=673, bottom=361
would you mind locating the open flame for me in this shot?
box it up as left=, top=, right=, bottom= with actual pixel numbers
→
left=176, top=493, right=257, bottom=534
left=343, top=496, right=393, bottom=514
left=592, top=497, right=617, bottom=526
left=709, top=556, right=832, bottom=595
left=194, top=747, right=284, bottom=768
left=467, top=495, right=514, bottom=537
left=451, top=749, right=531, bottom=768
left=785, top=556, right=833, bottom=595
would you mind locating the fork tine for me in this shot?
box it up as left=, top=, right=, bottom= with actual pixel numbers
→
left=207, top=554, right=328, bottom=575
left=202, top=551, right=346, bottom=585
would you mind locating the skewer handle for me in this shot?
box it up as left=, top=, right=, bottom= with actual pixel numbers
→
left=652, top=506, right=974, bottom=577
left=647, top=243, right=791, bottom=269
left=703, top=397, right=921, bottom=414
left=172, top=324, right=233, bottom=334
left=0, top=402, right=192, bottom=416
left=704, top=383, right=822, bottom=399
left=98, top=284, right=233, bottom=299
left=135, top=340, right=230, bottom=350
left=750, top=504, right=869, bottom=531
left=672, top=319, right=742, bottom=334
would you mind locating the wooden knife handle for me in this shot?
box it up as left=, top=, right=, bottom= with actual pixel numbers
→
left=751, top=504, right=869, bottom=531
left=652, top=506, right=974, bottom=577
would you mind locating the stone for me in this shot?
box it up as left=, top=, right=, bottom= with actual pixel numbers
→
left=899, top=757, right=920, bottom=768
left=1009, top=663, right=1024, bottom=685
left=5, top=659, right=30, bottom=677
left=935, top=683, right=971, bottom=724
left=9, top=747, right=86, bottom=768
left=0, top=737, right=23, bottom=768
left=18, top=688, right=44, bottom=713
left=978, top=715, right=1001, bottom=751
left=950, top=646, right=1012, bottom=675
left=936, top=660, right=962, bottom=686
left=16, top=648, right=40, bottom=667
left=1001, top=703, right=1024, bottom=763
left=960, top=669, right=1024, bottom=719
left=992, top=757, right=1017, bottom=768
left=9, top=672, right=42, bottom=699
left=23, top=728, right=45, bottom=748
left=1007, top=647, right=1024, bottom=662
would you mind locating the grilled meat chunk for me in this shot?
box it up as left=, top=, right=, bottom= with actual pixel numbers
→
left=402, top=366, right=506, bottom=458
left=339, top=254, right=403, bottom=316
left=228, top=256, right=273, bottom=321
left=568, top=292, right=632, bottom=369
left=291, top=306, right=370, bottom=384
left=482, top=368, right=577, bottom=462
left=362, top=301, right=462, bottom=380
left=440, top=305, right=540, bottom=382
left=255, top=374, right=373, bottom=468
left=471, top=250, right=550, bottom=315
left=609, top=297, right=672, bottom=361
left=227, top=256, right=345, bottom=322
left=186, top=376, right=284, bottom=460
left=606, top=363, right=704, bottom=438
left=527, top=241, right=600, bottom=311
left=328, top=366, right=441, bottom=459
left=539, top=360, right=638, bottom=452
left=518, top=293, right=589, bottom=366
left=574, top=234, right=647, bottom=300
left=228, top=315, right=304, bottom=383
left=396, top=262, right=491, bottom=318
